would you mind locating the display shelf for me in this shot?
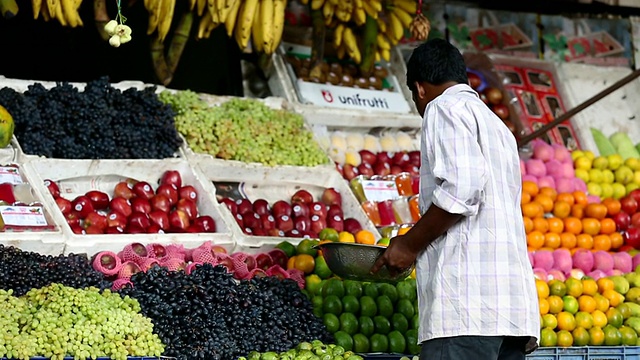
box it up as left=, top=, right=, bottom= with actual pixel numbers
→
left=192, top=159, right=380, bottom=253
left=22, top=158, right=235, bottom=256
left=527, top=346, right=640, bottom=360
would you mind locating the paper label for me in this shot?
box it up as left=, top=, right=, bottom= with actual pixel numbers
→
left=58, top=175, right=136, bottom=198
left=362, top=180, right=399, bottom=202
left=0, top=166, right=23, bottom=185
left=0, top=206, right=48, bottom=227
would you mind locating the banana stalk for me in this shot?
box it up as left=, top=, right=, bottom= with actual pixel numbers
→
left=151, top=10, right=194, bottom=86
left=93, top=0, right=110, bottom=41
left=359, top=15, right=377, bottom=77
left=309, top=6, right=326, bottom=81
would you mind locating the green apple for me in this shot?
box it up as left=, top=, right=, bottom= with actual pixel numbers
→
left=635, top=170, right=640, bottom=185
left=571, top=150, right=585, bottom=161
left=630, top=249, right=640, bottom=256
left=612, top=182, right=627, bottom=199
left=627, top=183, right=640, bottom=194
left=592, top=156, right=609, bottom=170
left=575, top=156, right=593, bottom=171
left=575, top=169, right=590, bottom=183
left=615, top=166, right=634, bottom=185
left=377, top=237, right=390, bottom=246
left=607, top=154, right=624, bottom=170
left=600, top=183, right=614, bottom=199
left=625, top=157, right=640, bottom=171
left=588, top=169, right=604, bottom=183
left=602, top=169, right=615, bottom=184
left=587, top=182, right=602, bottom=197
left=584, top=151, right=595, bottom=160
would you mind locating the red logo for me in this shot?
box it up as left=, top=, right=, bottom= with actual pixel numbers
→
left=321, top=90, right=333, bottom=103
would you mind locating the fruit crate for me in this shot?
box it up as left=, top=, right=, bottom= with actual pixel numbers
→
left=192, top=159, right=380, bottom=253
left=526, top=346, right=640, bottom=360
left=2, top=358, right=174, bottom=360
left=22, top=158, right=236, bottom=256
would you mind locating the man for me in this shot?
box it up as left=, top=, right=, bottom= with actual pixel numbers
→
left=371, top=38, right=539, bottom=359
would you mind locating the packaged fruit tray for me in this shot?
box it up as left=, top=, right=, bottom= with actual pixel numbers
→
left=192, top=159, right=380, bottom=253
left=526, top=346, right=640, bottom=360
left=22, top=158, right=235, bottom=256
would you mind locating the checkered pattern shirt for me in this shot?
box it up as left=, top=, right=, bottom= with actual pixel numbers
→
left=416, top=84, right=540, bottom=344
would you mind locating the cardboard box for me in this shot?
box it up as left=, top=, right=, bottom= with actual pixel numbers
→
left=523, top=68, right=559, bottom=94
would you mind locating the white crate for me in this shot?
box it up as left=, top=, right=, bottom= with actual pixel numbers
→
left=22, top=158, right=236, bottom=256
left=0, top=136, right=23, bottom=164
left=193, top=159, right=381, bottom=253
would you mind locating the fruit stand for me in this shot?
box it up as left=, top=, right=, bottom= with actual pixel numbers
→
left=2, top=0, right=640, bottom=359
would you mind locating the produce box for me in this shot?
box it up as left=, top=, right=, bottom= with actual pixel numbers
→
left=526, top=346, right=640, bottom=360
left=22, top=158, right=235, bottom=256
left=192, top=159, right=380, bottom=253
left=0, top=136, right=22, bottom=164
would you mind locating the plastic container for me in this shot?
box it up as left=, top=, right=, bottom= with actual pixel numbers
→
left=192, top=159, right=380, bottom=253
left=22, top=158, right=235, bottom=256
left=526, top=346, right=640, bottom=360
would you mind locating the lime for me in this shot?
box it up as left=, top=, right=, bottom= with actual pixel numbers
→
left=379, top=284, right=398, bottom=304
left=352, top=333, right=370, bottom=353
left=376, top=295, right=394, bottom=318
left=312, top=295, right=323, bottom=311
left=373, top=315, right=391, bottom=335
left=405, top=329, right=420, bottom=355
left=323, top=279, right=346, bottom=298
left=604, top=325, right=622, bottom=345
left=572, top=327, right=590, bottom=346
left=360, top=296, right=377, bottom=317
left=334, top=331, right=354, bottom=351
left=342, top=295, right=360, bottom=314
left=377, top=238, right=390, bottom=246
left=323, top=313, right=340, bottom=333
left=359, top=316, right=374, bottom=337
left=370, top=334, right=389, bottom=353
left=313, top=306, right=323, bottom=318
left=391, top=313, right=409, bottom=333
left=388, top=330, right=407, bottom=354
left=396, top=280, right=417, bottom=302
left=340, top=312, right=359, bottom=335
left=305, top=274, right=323, bottom=296
left=297, top=239, right=318, bottom=257
left=319, top=228, right=340, bottom=242
left=363, top=283, right=379, bottom=298
left=275, top=241, right=297, bottom=258
left=344, top=280, right=363, bottom=298
left=411, top=314, right=420, bottom=330
left=397, top=299, right=415, bottom=319
left=539, top=327, right=558, bottom=347
left=620, top=325, right=638, bottom=346
left=323, top=295, right=343, bottom=316
left=314, top=256, right=333, bottom=279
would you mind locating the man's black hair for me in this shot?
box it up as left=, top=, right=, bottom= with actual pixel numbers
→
left=406, top=38, right=469, bottom=92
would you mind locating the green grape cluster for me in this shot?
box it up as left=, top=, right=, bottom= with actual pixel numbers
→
left=160, top=91, right=330, bottom=167
left=0, top=284, right=164, bottom=360
left=241, top=340, right=364, bottom=360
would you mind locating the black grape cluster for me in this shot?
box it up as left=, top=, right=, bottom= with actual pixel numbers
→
left=0, top=244, right=111, bottom=296
left=120, top=264, right=333, bottom=360
left=0, top=77, right=183, bottom=159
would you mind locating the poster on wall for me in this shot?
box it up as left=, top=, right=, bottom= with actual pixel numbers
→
left=541, top=16, right=632, bottom=67
left=443, top=4, right=539, bottom=58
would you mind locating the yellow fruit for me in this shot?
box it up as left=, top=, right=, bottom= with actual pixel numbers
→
left=589, top=326, right=605, bottom=346
left=593, top=294, right=610, bottom=313
left=556, top=329, right=574, bottom=347
left=536, top=279, right=550, bottom=299
left=355, top=230, right=375, bottom=245
left=338, top=231, right=355, bottom=243
left=575, top=311, right=594, bottom=329
left=565, top=278, right=584, bottom=297
left=582, top=278, right=598, bottom=296
left=557, top=311, right=576, bottom=331
left=294, top=254, right=315, bottom=274
left=591, top=310, right=608, bottom=328
left=0, top=105, right=14, bottom=148
left=539, top=298, right=550, bottom=315
left=542, top=314, right=558, bottom=329
left=578, top=295, right=596, bottom=313
left=548, top=295, right=565, bottom=314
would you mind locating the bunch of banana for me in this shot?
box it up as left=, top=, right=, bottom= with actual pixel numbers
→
left=32, top=0, right=83, bottom=27
left=383, top=0, right=415, bottom=45
left=145, top=0, right=176, bottom=41
left=0, top=0, right=19, bottom=19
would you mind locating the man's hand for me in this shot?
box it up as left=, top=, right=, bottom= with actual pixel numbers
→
left=370, top=235, right=418, bottom=276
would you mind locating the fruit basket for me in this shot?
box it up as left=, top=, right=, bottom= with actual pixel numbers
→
left=192, top=159, right=380, bottom=253
left=22, top=158, right=235, bottom=256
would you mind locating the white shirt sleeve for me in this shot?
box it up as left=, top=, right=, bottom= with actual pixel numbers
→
left=425, top=102, right=488, bottom=217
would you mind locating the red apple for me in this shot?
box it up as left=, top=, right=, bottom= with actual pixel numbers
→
left=619, top=245, right=635, bottom=252
left=632, top=212, right=640, bottom=229
left=285, top=229, right=303, bottom=238
left=276, top=214, right=294, bottom=232
left=132, top=181, right=155, bottom=200
left=359, top=150, right=377, bottom=165
left=107, top=210, right=128, bottom=229
left=85, top=190, right=110, bottom=210
left=127, top=225, right=146, bottom=234
left=234, top=213, right=244, bottom=228
left=71, top=196, right=94, bottom=219
left=235, top=199, right=253, bottom=215
left=303, top=231, right=319, bottom=239
left=70, top=223, right=85, bottom=234
left=309, top=202, right=327, bottom=219
left=179, top=185, right=198, bottom=202
left=150, top=194, right=172, bottom=213
left=148, top=210, right=170, bottom=230
left=479, top=92, right=489, bottom=104
left=377, top=152, right=392, bottom=164
left=255, top=253, right=273, bottom=270
left=106, top=226, right=125, bottom=234
left=291, top=189, right=314, bottom=205
left=373, top=162, right=391, bottom=176
left=176, top=198, right=198, bottom=221
left=84, top=212, right=107, bottom=231
left=155, top=184, right=179, bottom=206
left=240, top=254, right=257, bottom=271
left=392, top=152, right=410, bottom=167
left=390, top=165, right=403, bottom=175
left=322, top=188, right=342, bottom=207
left=160, top=170, right=182, bottom=189
left=402, top=164, right=420, bottom=176
left=147, top=224, right=164, bottom=234
left=294, top=216, right=311, bottom=232
left=66, top=212, right=81, bottom=227
left=629, top=189, right=640, bottom=205
left=613, top=212, right=632, bottom=232
left=357, top=163, right=375, bottom=177
left=261, top=214, right=276, bottom=230
left=272, top=200, right=292, bottom=218
left=468, top=72, right=482, bottom=90
left=484, top=87, right=503, bottom=105
left=327, top=204, right=344, bottom=219
left=109, top=197, right=132, bottom=217
left=625, top=227, right=640, bottom=249
left=292, top=203, right=310, bottom=218
left=343, top=164, right=360, bottom=181
left=113, top=181, right=135, bottom=200
left=194, top=215, right=216, bottom=233
left=169, top=210, right=190, bottom=230
left=252, top=199, right=271, bottom=216
left=268, top=249, right=289, bottom=268
left=129, top=212, right=151, bottom=230
left=186, top=225, right=201, bottom=233
left=492, top=104, right=510, bottom=120
left=327, top=214, right=344, bottom=232
left=243, top=211, right=262, bottom=229
left=44, top=179, right=60, bottom=198
left=219, top=198, right=237, bottom=214
left=85, top=225, right=104, bottom=234
left=251, top=227, right=267, bottom=236
left=408, top=151, right=421, bottom=167
left=343, top=218, right=363, bottom=234
left=621, top=196, right=639, bottom=215
left=310, top=214, right=327, bottom=234
left=55, top=197, right=72, bottom=215
left=130, top=197, right=152, bottom=214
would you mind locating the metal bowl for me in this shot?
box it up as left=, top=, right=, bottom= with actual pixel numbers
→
left=316, top=242, right=414, bottom=283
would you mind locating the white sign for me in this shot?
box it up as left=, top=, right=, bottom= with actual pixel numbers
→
left=0, top=206, right=48, bottom=227
left=362, top=180, right=400, bottom=202
left=297, top=80, right=412, bottom=113
left=0, top=166, right=23, bottom=185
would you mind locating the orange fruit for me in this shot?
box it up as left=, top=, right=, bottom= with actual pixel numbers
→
left=294, top=254, right=315, bottom=274
left=540, top=187, right=558, bottom=201
left=553, top=201, right=572, bottom=219
left=523, top=217, right=534, bottom=234
left=602, top=289, right=623, bottom=307
left=597, top=278, right=615, bottom=294
left=539, top=299, right=550, bottom=315
left=523, top=181, right=540, bottom=197
left=521, top=191, right=531, bottom=205
left=576, top=234, right=594, bottom=250
left=548, top=217, right=565, bottom=234
left=533, top=217, right=550, bottom=233
left=578, top=295, right=597, bottom=313
left=582, top=218, right=601, bottom=236
left=585, top=203, right=608, bottom=220
left=534, top=194, right=554, bottom=213
left=592, top=235, right=612, bottom=252
left=536, top=279, right=550, bottom=299
left=610, top=232, right=624, bottom=250
left=582, top=278, right=598, bottom=296
left=286, top=255, right=297, bottom=270
left=573, top=191, right=588, bottom=206
left=527, top=231, right=546, bottom=249
left=560, top=232, right=577, bottom=249
left=522, top=202, right=544, bottom=219
left=594, top=295, right=610, bottom=313
left=599, top=218, right=616, bottom=235
left=557, top=193, right=575, bottom=206
left=557, top=330, right=574, bottom=347
left=592, top=310, right=608, bottom=328
left=548, top=295, right=565, bottom=314
left=564, top=217, right=583, bottom=235
left=355, top=230, right=376, bottom=245
left=602, top=198, right=621, bottom=216
left=571, top=204, right=586, bottom=218
left=545, top=232, right=562, bottom=249
left=557, top=311, right=577, bottom=331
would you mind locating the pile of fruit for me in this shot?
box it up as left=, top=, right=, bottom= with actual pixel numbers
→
left=47, top=170, right=218, bottom=235
left=287, top=57, right=392, bottom=91
left=243, top=341, right=364, bottom=360
left=0, top=78, right=183, bottom=159
left=572, top=152, right=640, bottom=200
left=522, top=140, right=587, bottom=195
left=159, top=90, right=329, bottom=167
